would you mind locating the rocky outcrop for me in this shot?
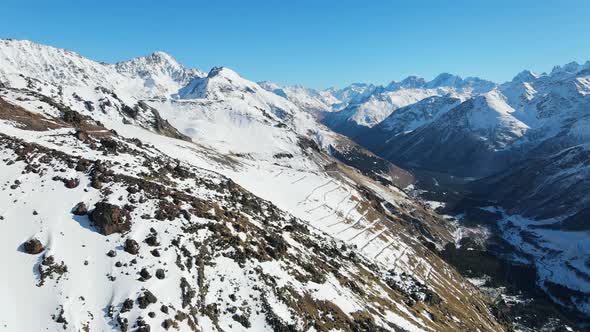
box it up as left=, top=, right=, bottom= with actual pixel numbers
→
left=89, top=202, right=131, bottom=235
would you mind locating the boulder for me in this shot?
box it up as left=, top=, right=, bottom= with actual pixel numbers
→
left=89, top=202, right=131, bottom=235
left=140, top=268, right=152, bottom=280
left=145, top=235, right=160, bottom=246
left=23, top=238, right=44, bottom=254
left=138, top=290, right=157, bottom=309
left=64, top=178, right=79, bottom=188
left=124, top=238, right=140, bottom=255
left=72, top=202, right=88, bottom=216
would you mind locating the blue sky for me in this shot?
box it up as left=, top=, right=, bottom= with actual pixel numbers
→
left=2, top=0, right=590, bottom=88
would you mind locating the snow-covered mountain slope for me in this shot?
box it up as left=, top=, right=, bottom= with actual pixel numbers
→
left=258, top=82, right=340, bottom=114
left=115, top=51, right=206, bottom=96
left=0, top=39, right=201, bottom=101
left=148, top=66, right=409, bottom=188
left=259, top=82, right=384, bottom=117
left=499, top=62, right=590, bottom=149
left=373, top=95, right=462, bottom=136
left=355, top=95, right=461, bottom=152
left=364, top=91, right=529, bottom=177
left=0, top=39, right=510, bottom=331
left=322, top=74, right=496, bottom=137
left=326, top=82, right=379, bottom=106
left=323, top=87, right=441, bottom=136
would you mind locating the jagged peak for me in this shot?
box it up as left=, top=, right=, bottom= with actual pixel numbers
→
left=400, top=75, right=427, bottom=87
left=115, top=50, right=184, bottom=72
left=425, top=73, right=459, bottom=89
left=551, top=60, right=590, bottom=76
left=150, top=50, right=175, bottom=60
left=511, top=69, right=539, bottom=83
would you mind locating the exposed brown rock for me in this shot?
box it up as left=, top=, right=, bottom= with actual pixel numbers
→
left=89, top=202, right=131, bottom=235
left=23, top=238, right=44, bottom=254
left=137, top=290, right=157, bottom=309
left=64, top=178, right=79, bottom=188
left=72, top=202, right=88, bottom=216
left=124, top=238, right=140, bottom=255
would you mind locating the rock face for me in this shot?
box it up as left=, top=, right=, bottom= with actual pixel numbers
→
left=23, top=238, right=44, bottom=254
left=89, top=202, right=131, bottom=235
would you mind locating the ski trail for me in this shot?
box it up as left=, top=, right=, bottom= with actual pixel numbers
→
left=348, top=219, right=379, bottom=242
left=291, top=175, right=306, bottom=184
left=305, top=203, right=328, bottom=213
left=336, top=212, right=367, bottom=235
left=327, top=219, right=345, bottom=228
left=341, top=201, right=360, bottom=223
left=373, top=239, right=397, bottom=260
left=391, top=247, right=409, bottom=272
left=322, top=185, right=340, bottom=201
left=297, top=180, right=333, bottom=205
left=315, top=190, right=353, bottom=222
left=360, top=228, right=388, bottom=251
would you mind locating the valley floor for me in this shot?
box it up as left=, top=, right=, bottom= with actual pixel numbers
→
left=408, top=170, right=590, bottom=332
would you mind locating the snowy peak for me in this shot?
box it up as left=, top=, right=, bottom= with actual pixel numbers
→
left=147, top=50, right=178, bottom=65
left=511, top=69, right=539, bottom=83
left=113, top=51, right=205, bottom=96
left=326, top=83, right=378, bottom=105
left=0, top=38, right=116, bottom=87
left=206, top=66, right=241, bottom=79
left=425, top=73, right=462, bottom=88
left=377, top=95, right=462, bottom=134
left=395, top=75, right=428, bottom=89
left=551, top=60, right=590, bottom=76
left=460, top=90, right=527, bottom=131
left=258, top=81, right=341, bottom=113
left=177, top=66, right=259, bottom=99
left=0, top=39, right=207, bottom=99
left=119, top=51, right=182, bottom=70
left=114, top=50, right=203, bottom=81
